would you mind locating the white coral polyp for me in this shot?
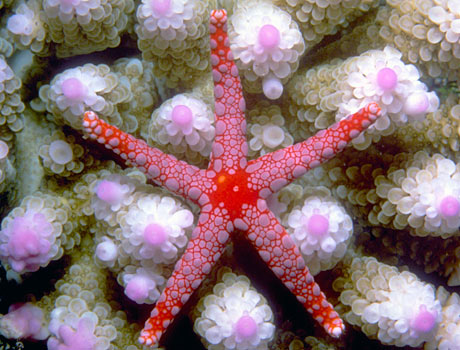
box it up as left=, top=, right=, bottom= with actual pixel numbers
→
left=91, top=175, right=136, bottom=225
left=48, top=140, right=73, bottom=165
left=137, top=0, right=194, bottom=41
left=7, top=3, right=45, bottom=47
left=7, top=5, right=36, bottom=37
left=338, top=46, right=439, bottom=146
left=121, top=194, right=194, bottom=264
left=392, top=154, right=460, bottom=237
left=195, top=273, right=275, bottom=350
left=152, top=94, right=215, bottom=156
left=43, top=0, right=101, bottom=24
left=50, top=67, right=107, bottom=117
left=248, top=112, right=293, bottom=156
left=121, top=267, right=165, bottom=304
left=230, top=3, right=305, bottom=86
left=286, top=195, right=352, bottom=275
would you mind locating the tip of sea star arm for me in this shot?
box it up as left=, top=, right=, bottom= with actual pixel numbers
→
left=320, top=102, right=381, bottom=155
left=139, top=324, right=161, bottom=347
left=210, top=9, right=226, bottom=19
left=82, top=110, right=100, bottom=137
left=342, top=102, right=381, bottom=136
left=326, top=319, right=345, bottom=338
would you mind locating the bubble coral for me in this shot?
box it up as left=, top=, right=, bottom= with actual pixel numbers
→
left=0, top=139, right=15, bottom=193
left=340, top=47, right=439, bottom=124
left=91, top=174, right=138, bottom=226
left=426, top=287, right=460, bottom=350
left=111, top=58, right=159, bottom=135
left=39, top=64, right=113, bottom=129
left=396, top=92, right=460, bottom=155
left=375, top=0, right=460, bottom=79
left=194, top=270, right=275, bottom=350
left=274, top=0, right=380, bottom=53
left=285, top=188, right=353, bottom=275
left=121, top=266, right=165, bottom=304
left=39, top=130, right=98, bottom=177
left=286, top=46, right=439, bottom=150
left=380, top=151, right=460, bottom=238
left=135, top=0, right=214, bottom=87
left=6, top=0, right=48, bottom=55
left=44, top=247, right=144, bottom=350
left=0, top=193, right=74, bottom=275
left=39, top=61, right=155, bottom=134
left=0, top=303, right=49, bottom=341
left=229, top=0, right=305, bottom=99
left=0, top=56, right=25, bottom=133
left=89, top=174, right=190, bottom=305
left=334, top=256, right=442, bottom=347
left=246, top=102, right=294, bottom=157
left=146, top=93, right=215, bottom=163
left=42, top=0, right=134, bottom=57
left=119, top=193, right=194, bottom=264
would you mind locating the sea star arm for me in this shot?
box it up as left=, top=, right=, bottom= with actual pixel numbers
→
left=246, top=103, right=381, bottom=197
left=139, top=206, right=231, bottom=347
left=82, top=111, right=204, bottom=200
left=208, top=10, right=248, bottom=173
left=241, top=201, right=344, bottom=337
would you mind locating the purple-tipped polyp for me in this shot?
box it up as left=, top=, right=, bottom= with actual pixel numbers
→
left=376, top=67, right=398, bottom=91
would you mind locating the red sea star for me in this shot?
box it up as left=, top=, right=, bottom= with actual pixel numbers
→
left=82, top=9, right=381, bottom=347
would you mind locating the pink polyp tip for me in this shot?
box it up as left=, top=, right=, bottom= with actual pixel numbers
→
left=171, top=105, right=193, bottom=127
left=4, top=303, right=46, bottom=340
left=376, top=67, right=398, bottom=91
left=125, top=276, right=150, bottom=302
left=258, top=24, right=280, bottom=50
left=151, top=0, right=171, bottom=16
left=411, top=305, right=437, bottom=333
left=235, top=315, right=257, bottom=339
left=439, top=195, right=460, bottom=218
left=96, top=180, right=123, bottom=204
left=404, top=92, right=430, bottom=116
left=306, top=214, right=329, bottom=237
left=61, top=77, right=86, bottom=101
left=143, top=223, right=167, bottom=246
left=8, top=227, right=42, bottom=258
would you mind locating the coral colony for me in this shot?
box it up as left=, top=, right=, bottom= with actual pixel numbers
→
left=1, top=1, right=460, bottom=350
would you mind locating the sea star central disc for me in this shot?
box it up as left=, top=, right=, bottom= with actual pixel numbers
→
left=211, top=170, right=259, bottom=219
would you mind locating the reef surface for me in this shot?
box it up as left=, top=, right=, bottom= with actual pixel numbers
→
left=0, top=0, right=459, bottom=350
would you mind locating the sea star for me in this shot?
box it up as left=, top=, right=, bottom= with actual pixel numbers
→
left=82, top=9, right=381, bottom=347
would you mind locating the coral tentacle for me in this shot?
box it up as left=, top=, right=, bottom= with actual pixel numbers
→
left=243, top=203, right=345, bottom=337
